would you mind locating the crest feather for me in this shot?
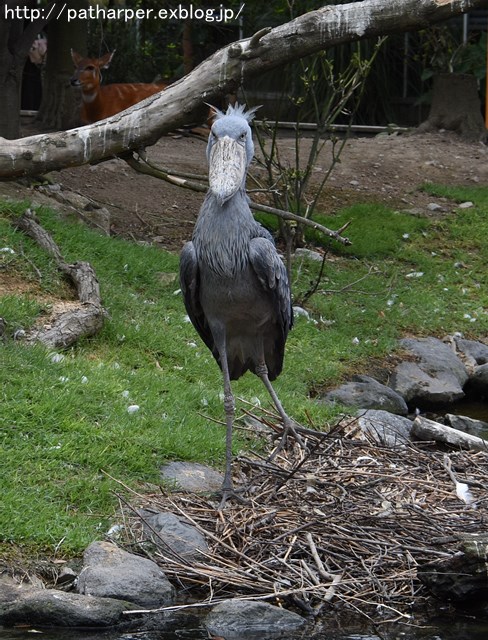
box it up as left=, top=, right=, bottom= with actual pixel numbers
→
left=208, top=102, right=260, bottom=123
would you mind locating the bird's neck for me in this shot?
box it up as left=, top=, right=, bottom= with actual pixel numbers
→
left=194, top=191, right=254, bottom=277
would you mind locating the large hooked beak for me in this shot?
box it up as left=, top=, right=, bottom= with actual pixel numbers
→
left=208, top=136, right=247, bottom=205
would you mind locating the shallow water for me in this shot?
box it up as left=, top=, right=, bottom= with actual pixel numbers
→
left=2, top=617, right=488, bottom=640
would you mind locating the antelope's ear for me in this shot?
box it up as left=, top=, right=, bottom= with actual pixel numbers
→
left=205, top=103, right=222, bottom=125
left=71, top=49, right=83, bottom=66
left=100, top=50, right=115, bottom=69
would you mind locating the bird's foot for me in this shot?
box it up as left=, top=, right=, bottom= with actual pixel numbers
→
left=267, top=419, right=308, bottom=461
left=215, top=484, right=250, bottom=510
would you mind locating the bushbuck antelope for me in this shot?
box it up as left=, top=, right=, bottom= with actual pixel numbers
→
left=70, top=50, right=167, bottom=124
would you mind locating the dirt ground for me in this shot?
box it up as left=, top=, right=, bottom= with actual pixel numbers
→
left=1, top=126, right=488, bottom=254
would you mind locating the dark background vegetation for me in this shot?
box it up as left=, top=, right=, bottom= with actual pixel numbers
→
left=20, top=1, right=488, bottom=128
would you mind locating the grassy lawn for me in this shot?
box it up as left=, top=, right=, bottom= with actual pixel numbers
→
left=1, top=184, right=487, bottom=556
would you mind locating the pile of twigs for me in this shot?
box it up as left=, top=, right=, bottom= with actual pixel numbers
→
left=121, top=412, right=488, bottom=621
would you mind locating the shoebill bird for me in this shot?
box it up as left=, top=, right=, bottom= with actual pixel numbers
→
left=180, top=103, right=296, bottom=501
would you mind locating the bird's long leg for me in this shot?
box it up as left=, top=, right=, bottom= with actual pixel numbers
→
left=218, top=343, right=235, bottom=498
left=211, top=330, right=246, bottom=508
left=255, top=362, right=306, bottom=458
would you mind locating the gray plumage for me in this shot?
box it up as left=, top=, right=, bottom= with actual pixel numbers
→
left=180, top=103, right=295, bottom=501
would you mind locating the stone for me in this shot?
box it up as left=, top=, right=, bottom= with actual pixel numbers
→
left=0, top=588, right=137, bottom=628
left=357, top=410, right=413, bottom=447
left=0, top=575, right=34, bottom=609
left=390, top=337, right=468, bottom=405
left=77, top=540, right=174, bottom=608
left=418, top=534, right=488, bottom=603
left=455, top=337, right=488, bottom=366
left=320, top=375, right=408, bottom=415
left=141, top=511, right=209, bottom=561
left=294, top=247, right=324, bottom=262
left=465, top=363, right=488, bottom=398
left=160, top=460, right=223, bottom=493
left=205, top=599, right=307, bottom=639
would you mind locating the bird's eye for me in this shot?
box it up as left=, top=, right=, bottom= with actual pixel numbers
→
left=239, top=132, right=246, bottom=141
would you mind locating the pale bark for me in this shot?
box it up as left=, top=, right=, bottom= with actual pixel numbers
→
left=412, top=416, right=488, bottom=453
left=0, top=0, right=486, bottom=179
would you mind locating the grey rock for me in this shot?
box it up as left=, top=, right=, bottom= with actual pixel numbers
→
left=0, top=588, right=137, bottom=628
left=77, top=540, right=174, bottom=608
left=445, top=413, right=488, bottom=437
left=160, top=460, right=223, bottom=493
left=391, top=337, right=468, bottom=405
left=357, top=410, right=413, bottom=448
left=141, top=511, right=209, bottom=561
left=455, top=337, right=488, bottom=366
left=294, top=247, right=323, bottom=262
left=320, top=375, right=408, bottom=415
left=401, top=337, right=468, bottom=381
left=466, top=363, right=488, bottom=396
left=0, top=575, right=34, bottom=608
left=418, top=534, right=488, bottom=603
left=391, top=361, right=464, bottom=405
left=205, top=599, right=307, bottom=639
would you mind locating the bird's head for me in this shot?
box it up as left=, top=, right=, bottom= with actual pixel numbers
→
left=206, top=103, right=259, bottom=206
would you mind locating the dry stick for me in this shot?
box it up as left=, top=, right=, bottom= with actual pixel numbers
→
left=305, top=532, right=341, bottom=583
left=164, top=497, right=285, bottom=582
left=125, top=580, right=342, bottom=616
left=249, top=202, right=352, bottom=246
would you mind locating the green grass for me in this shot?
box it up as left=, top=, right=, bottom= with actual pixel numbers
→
left=1, top=185, right=488, bottom=555
left=309, top=203, right=430, bottom=257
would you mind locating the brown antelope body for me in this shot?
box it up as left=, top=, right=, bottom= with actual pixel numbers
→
left=70, top=50, right=166, bottom=124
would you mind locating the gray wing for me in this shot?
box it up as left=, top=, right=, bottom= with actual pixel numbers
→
left=248, top=236, right=293, bottom=335
left=179, top=241, right=217, bottom=357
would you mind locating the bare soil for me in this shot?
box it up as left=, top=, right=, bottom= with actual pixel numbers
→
left=1, top=128, right=487, bottom=257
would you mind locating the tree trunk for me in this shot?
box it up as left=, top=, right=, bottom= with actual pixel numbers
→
left=38, top=0, right=88, bottom=130
left=417, top=73, right=486, bottom=141
left=0, top=0, right=486, bottom=176
left=0, top=1, right=53, bottom=139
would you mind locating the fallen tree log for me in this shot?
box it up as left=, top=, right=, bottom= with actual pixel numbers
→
left=13, top=209, right=106, bottom=349
left=0, top=0, right=485, bottom=179
left=412, top=416, right=488, bottom=453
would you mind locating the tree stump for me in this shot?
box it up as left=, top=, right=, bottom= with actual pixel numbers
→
left=417, top=73, right=486, bottom=141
